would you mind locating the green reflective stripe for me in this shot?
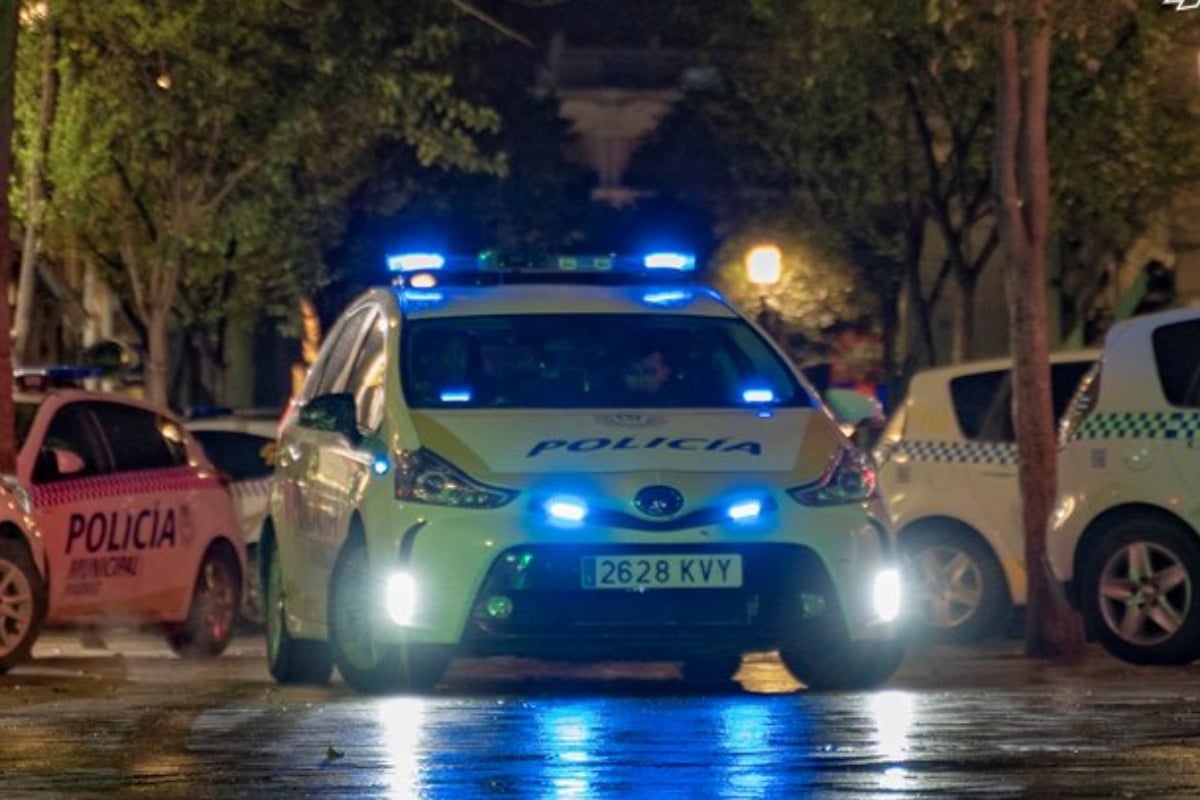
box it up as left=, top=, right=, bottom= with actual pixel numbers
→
left=896, top=440, right=1019, bottom=465
left=1075, top=411, right=1200, bottom=441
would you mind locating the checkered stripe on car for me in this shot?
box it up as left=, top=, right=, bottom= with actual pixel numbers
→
left=1073, top=411, right=1200, bottom=440
left=32, top=466, right=224, bottom=509
left=896, top=440, right=1019, bottom=465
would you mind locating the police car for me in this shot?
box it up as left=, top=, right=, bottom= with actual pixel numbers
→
left=3, top=368, right=246, bottom=663
left=875, top=351, right=1098, bottom=642
left=0, top=474, right=46, bottom=673
left=266, top=252, right=903, bottom=693
left=1051, top=307, right=1200, bottom=664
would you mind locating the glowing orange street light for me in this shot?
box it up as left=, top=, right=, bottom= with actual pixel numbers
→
left=745, top=244, right=783, bottom=338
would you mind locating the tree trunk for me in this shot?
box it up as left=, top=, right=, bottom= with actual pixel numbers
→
left=0, top=0, right=18, bottom=474
left=994, top=0, right=1085, bottom=661
left=951, top=270, right=978, bottom=364
left=15, top=14, right=57, bottom=366
left=145, top=305, right=170, bottom=407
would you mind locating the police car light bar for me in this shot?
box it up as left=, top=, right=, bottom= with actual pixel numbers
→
left=387, top=253, right=445, bottom=272
left=386, top=250, right=697, bottom=281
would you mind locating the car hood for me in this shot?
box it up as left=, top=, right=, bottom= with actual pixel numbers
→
left=408, top=408, right=840, bottom=482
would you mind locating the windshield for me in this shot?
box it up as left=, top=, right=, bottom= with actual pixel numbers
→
left=401, top=313, right=812, bottom=410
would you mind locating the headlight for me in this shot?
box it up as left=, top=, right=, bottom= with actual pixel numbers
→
left=394, top=448, right=517, bottom=509
left=0, top=474, right=31, bottom=515
left=787, top=446, right=876, bottom=507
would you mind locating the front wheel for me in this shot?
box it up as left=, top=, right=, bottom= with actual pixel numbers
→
left=780, top=634, right=905, bottom=692
left=679, top=654, right=743, bottom=690
left=1080, top=515, right=1200, bottom=665
left=264, top=539, right=332, bottom=685
left=165, top=544, right=242, bottom=658
left=0, top=539, right=46, bottom=674
left=901, top=525, right=1010, bottom=643
left=328, top=538, right=449, bottom=694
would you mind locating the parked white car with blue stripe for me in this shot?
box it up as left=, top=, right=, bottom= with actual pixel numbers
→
left=875, top=351, right=1098, bottom=642
left=1051, top=306, right=1200, bottom=664
left=263, top=252, right=904, bottom=693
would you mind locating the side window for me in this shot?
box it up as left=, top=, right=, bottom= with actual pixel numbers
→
left=308, top=307, right=374, bottom=399
left=950, top=370, right=1014, bottom=442
left=345, top=311, right=387, bottom=431
left=91, top=403, right=187, bottom=471
left=1152, top=320, right=1200, bottom=408
left=33, top=404, right=111, bottom=483
left=191, top=431, right=275, bottom=481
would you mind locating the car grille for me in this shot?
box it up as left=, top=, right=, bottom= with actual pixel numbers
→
left=461, top=543, right=839, bottom=659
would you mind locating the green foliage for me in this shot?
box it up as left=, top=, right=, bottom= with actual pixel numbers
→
left=17, top=0, right=505, bottom=343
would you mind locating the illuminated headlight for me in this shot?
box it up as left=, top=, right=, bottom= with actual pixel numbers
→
left=385, top=571, right=417, bottom=626
left=873, top=568, right=902, bottom=623
left=787, top=446, right=876, bottom=507
left=544, top=496, right=588, bottom=523
left=726, top=498, right=763, bottom=522
left=394, top=449, right=517, bottom=508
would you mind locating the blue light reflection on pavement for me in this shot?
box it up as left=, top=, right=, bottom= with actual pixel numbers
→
left=367, top=691, right=920, bottom=799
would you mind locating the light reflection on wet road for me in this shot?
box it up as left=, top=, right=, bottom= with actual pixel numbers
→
left=4, top=632, right=1200, bottom=798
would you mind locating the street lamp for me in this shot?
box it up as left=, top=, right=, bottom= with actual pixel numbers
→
left=745, top=244, right=783, bottom=338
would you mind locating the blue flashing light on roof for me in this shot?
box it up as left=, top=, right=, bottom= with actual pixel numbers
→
left=387, top=250, right=699, bottom=287
left=387, top=252, right=445, bottom=272
left=642, top=252, right=695, bottom=271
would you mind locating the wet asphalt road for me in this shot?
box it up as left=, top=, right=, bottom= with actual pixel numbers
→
left=5, top=632, right=1200, bottom=799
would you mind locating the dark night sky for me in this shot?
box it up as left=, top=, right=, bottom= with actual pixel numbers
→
left=472, top=0, right=688, bottom=49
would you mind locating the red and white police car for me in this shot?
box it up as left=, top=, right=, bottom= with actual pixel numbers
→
left=0, top=368, right=246, bottom=671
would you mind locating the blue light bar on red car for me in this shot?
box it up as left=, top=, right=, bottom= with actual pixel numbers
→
left=387, top=253, right=445, bottom=272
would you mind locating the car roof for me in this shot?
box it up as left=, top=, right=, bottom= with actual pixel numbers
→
left=384, top=283, right=740, bottom=320
left=1094, top=306, right=1200, bottom=411
left=13, top=387, right=179, bottom=417
left=907, top=349, right=1103, bottom=384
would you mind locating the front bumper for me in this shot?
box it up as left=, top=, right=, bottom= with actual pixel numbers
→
left=461, top=543, right=844, bottom=660
left=365, top=500, right=900, bottom=656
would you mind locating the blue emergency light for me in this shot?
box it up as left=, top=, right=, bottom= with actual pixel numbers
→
left=385, top=250, right=697, bottom=285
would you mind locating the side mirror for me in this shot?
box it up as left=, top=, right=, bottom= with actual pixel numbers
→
left=299, top=392, right=360, bottom=444
left=824, top=388, right=884, bottom=428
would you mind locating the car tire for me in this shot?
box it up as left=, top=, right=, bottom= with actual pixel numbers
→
left=901, top=524, right=1010, bottom=643
left=780, top=637, right=905, bottom=692
left=680, top=654, right=743, bottom=690
left=0, top=538, right=46, bottom=674
left=264, top=539, right=333, bottom=685
left=1080, top=514, right=1200, bottom=665
left=165, top=543, right=242, bottom=659
left=328, top=537, right=449, bottom=694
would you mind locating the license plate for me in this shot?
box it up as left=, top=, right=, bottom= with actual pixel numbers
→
left=581, top=554, right=743, bottom=590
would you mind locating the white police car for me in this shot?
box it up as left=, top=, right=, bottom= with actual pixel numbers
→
left=4, top=369, right=247, bottom=663
left=875, top=351, right=1098, bottom=642
left=1051, top=307, right=1200, bottom=664
left=265, top=252, right=903, bottom=693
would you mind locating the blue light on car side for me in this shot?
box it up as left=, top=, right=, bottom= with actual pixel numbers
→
left=439, top=388, right=473, bottom=404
